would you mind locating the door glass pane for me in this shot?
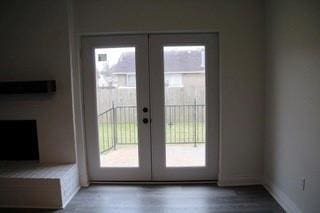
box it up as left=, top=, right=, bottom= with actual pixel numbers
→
left=164, top=46, right=206, bottom=167
left=95, top=47, right=139, bottom=167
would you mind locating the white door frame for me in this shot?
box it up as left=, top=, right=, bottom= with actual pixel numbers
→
left=81, top=33, right=219, bottom=182
left=81, top=35, right=151, bottom=181
left=150, top=33, right=219, bottom=181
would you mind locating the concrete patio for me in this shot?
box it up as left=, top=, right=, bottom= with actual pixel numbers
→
left=100, top=144, right=205, bottom=167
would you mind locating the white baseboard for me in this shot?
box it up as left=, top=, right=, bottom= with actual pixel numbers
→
left=218, top=175, right=261, bottom=186
left=263, top=179, right=302, bottom=213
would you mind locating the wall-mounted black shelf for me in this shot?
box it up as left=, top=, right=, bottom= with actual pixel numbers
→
left=0, top=80, right=56, bottom=94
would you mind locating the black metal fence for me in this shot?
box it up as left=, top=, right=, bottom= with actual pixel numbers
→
left=98, top=103, right=206, bottom=153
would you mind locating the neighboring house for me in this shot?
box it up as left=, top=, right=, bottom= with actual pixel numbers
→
left=163, top=48, right=205, bottom=88
left=105, top=49, right=205, bottom=88
left=97, top=74, right=118, bottom=88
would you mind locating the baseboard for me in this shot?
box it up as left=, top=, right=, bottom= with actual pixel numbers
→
left=263, top=179, right=302, bottom=213
left=218, top=175, right=261, bottom=186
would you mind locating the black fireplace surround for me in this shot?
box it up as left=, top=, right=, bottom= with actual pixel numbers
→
left=0, top=120, right=39, bottom=161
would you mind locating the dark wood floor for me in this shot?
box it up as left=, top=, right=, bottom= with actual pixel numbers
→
left=1, top=184, right=284, bottom=213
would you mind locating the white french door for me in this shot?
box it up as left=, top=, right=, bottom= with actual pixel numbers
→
left=82, top=35, right=151, bottom=181
left=150, top=34, right=219, bottom=180
left=82, top=33, right=219, bottom=182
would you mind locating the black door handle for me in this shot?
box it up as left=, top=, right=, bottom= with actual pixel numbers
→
left=143, top=107, right=148, bottom=113
left=142, top=118, right=148, bottom=124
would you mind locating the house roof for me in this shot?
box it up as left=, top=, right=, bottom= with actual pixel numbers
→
left=110, top=50, right=204, bottom=74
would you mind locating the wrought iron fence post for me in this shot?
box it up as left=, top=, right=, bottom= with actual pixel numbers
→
left=101, top=114, right=106, bottom=152
left=112, top=102, right=117, bottom=150
left=193, top=99, right=197, bottom=147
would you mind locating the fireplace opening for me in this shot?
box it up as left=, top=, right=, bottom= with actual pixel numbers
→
left=0, top=120, right=39, bottom=161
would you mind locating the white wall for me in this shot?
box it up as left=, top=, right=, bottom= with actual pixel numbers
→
left=0, top=0, right=266, bottom=185
left=73, top=0, right=265, bottom=184
left=265, top=0, right=320, bottom=212
left=0, top=0, right=76, bottom=163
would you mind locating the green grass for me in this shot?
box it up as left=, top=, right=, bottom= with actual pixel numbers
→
left=98, top=122, right=205, bottom=152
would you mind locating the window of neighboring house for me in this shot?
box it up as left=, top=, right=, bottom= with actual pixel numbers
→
left=98, top=53, right=107, bottom=61
left=165, top=73, right=183, bottom=87
left=126, top=74, right=136, bottom=87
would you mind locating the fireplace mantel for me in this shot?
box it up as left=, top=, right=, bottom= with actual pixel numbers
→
left=0, top=80, right=56, bottom=94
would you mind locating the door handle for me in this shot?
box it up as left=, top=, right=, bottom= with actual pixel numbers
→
left=143, top=107, right=148, bottom=113
left=142, top=118, right=148, bottom=124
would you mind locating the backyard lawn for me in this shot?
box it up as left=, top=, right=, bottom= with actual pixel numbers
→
left=98, top=122, right=205, bottom=152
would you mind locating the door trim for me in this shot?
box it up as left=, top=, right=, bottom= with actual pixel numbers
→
left=81, top=33, right=220, bottom=182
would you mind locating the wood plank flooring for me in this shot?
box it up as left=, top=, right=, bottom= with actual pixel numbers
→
left=0, top=184, right=284, bottom=213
